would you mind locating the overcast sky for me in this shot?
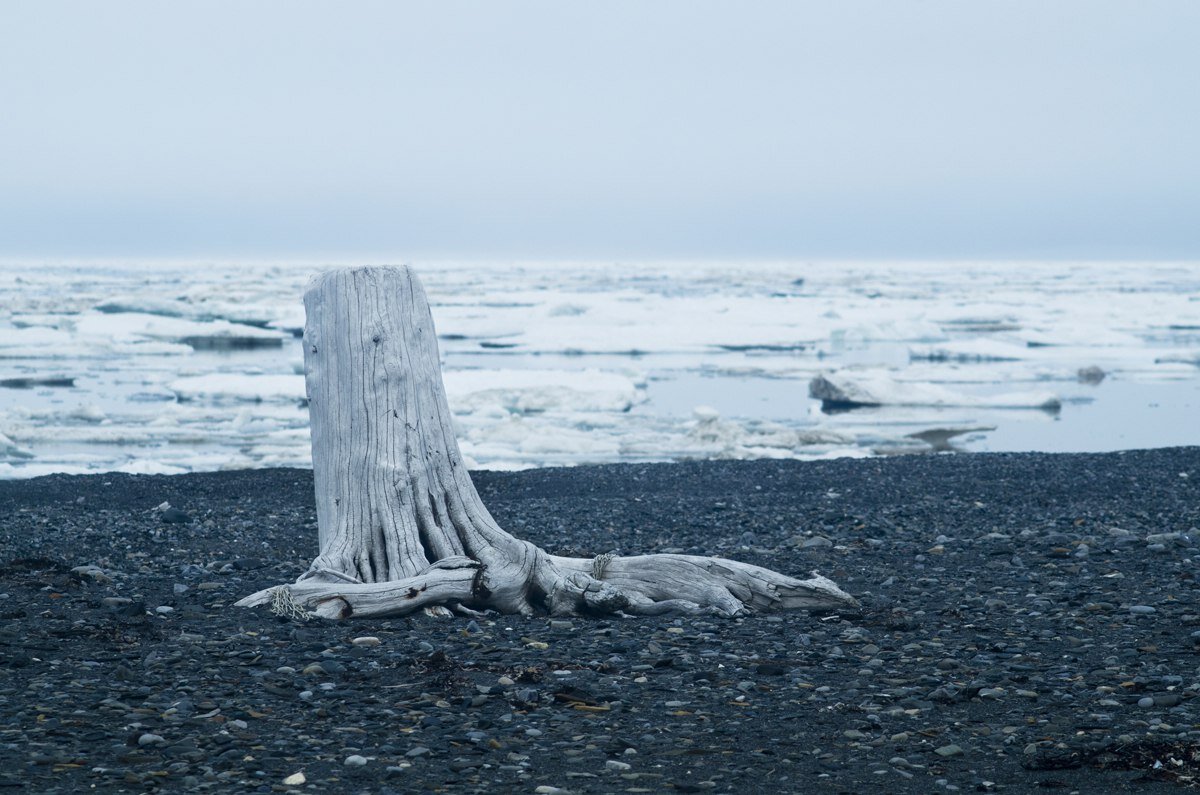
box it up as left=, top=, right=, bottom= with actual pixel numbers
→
left=1, top=1, right=1196, bottom=261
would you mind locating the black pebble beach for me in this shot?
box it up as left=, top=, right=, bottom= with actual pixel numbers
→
left=3, top=448, right=1200, bottom=794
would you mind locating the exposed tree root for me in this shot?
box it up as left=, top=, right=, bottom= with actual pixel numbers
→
left=236, top=550, right=857, bottom=619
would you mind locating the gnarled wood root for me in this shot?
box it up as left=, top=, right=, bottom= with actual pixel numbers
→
left=235, top=550, right=857, bottom=619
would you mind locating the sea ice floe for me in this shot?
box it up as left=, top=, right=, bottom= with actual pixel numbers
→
left=903, top=425, right=997, bottom=452
left=909, top=339, right=1027, bottom=362
left=0, top=325, right=192, bottom=358
left=0, top=430, right=34, bottom=460
left=0, top=259, right=1197, bottom=476
left=461, top=415, right=623, bottom=459
left=94, top=295, right=294, bottom=330
left=809, top=370, right=1062, bottom=411
left=443, top=369, right=645, bottom=414
left=170, top=373, right=306, bottom=403
left=831, top=318, right=945, bottom=344
left=0, top=327, right=79, bottom=357
left=74, top=311, right=287, bottom=350
left=686, top=406, right=830, bottom=454
left=10, top=313, right=74, bottom=329
left=438, top=291, right=831, bottom=354
left=68, top=404, right=109, bottom=423
left=1157, top=353, right=1200, bottom=367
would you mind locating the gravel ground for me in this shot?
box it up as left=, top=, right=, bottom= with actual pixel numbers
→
left=2, top=448, right=1200, bottom=794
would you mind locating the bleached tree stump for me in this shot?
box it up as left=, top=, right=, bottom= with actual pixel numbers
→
left=237, top=266, right=857, bottom=619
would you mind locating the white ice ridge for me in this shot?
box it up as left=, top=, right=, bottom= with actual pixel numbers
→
left=809, top=370, right=1062, bottom=410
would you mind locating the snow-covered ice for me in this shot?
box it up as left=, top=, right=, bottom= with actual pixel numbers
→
left=170, top=374, right=307, bottom=403
left=809, top=371, right=1062, bottom=410
left=1, top=259, right=1198, bottom=477
left=444, top=369, right=645, bottom=414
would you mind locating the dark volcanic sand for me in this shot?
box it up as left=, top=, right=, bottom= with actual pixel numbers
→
left=3, top=449, right=1200, bottom=794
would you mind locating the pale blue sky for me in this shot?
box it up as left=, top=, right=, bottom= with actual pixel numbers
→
left=1, top=1, right=1196, bottom=260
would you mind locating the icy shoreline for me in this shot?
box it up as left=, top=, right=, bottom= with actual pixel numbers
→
left=2, top=260, right=1199, bottom=477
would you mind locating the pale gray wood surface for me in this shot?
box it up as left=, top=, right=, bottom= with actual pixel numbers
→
left=239, top=266, right=856, bottom=618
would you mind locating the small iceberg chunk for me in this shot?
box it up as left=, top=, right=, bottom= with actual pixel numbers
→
left=684, top=406, right=854, bottom=460
left=905, top=425, right=996, bottom=452
left=443, top=369, right=645, bottom=414
left=0, top=430, right=34, bottom=460
left=809, top=371, right=1061, bottom=411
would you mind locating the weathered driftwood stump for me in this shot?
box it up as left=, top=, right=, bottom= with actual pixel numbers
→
left=237, top=266, right=856, bottom=619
